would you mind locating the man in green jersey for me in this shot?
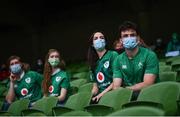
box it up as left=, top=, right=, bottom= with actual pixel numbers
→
left=113, top=21, right=159, bottom=100
left=2, top=55, right=43, bottom=111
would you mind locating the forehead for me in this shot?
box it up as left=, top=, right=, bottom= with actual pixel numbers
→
left=49, top=51, right=59, bottom=56
left=121, top=29, right=136, bottom=35
left=94, top=32, right=104, bottom=37
left=10, top=59, right=20, bottom=63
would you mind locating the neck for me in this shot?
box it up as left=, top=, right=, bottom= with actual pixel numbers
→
left=125, top=47, right=139, bottom=59
left=97, top=49, right=107, bottom=59
left=52, top=67, right=58, bottom=73
left=13, top=71, right=23, bottom=80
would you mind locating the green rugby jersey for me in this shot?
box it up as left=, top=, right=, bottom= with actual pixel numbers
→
left=14, top=71, right=43, bottom=102
left=113, top=47, right=159, bottom=86
left=48, top=69, right=70, bottom=97
left=91, top=50, right=118, bottom=93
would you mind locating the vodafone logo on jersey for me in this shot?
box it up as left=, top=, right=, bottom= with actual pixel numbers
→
left=49, top=85, right=54, bottom=93
left=96, top=72, right=105, bottom=83
left=21, top=88, right=28, bottom=96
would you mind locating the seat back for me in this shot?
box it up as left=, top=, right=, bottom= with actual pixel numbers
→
left=171, top=60, right=180, bottom=71
left=98, top=88, right=133, bottom=110
left=78, top=82, right=93, bottom=93
left=61, top=110, right=92, bottom=116
left=65, top=92, right=92, bottom=110
left=159, top=65, right=172, bottom=73
left=108, top=106, right=165, bottom=116
left=159, top=71, right=177, bottom=82
left=137, top=81, right=180, bottom=115
left=70, top=79, right=87, bottom=88
left=32, top=96, right=58, bottom=115
left=8, top=99, right=30, bottom=116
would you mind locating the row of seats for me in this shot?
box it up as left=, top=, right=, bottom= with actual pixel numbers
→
left=0, top=57, right=180, bottom=116
left=0, top=81, right=180, bottom=116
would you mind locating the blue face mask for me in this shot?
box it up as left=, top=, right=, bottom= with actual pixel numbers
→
left=122, top=37, right=138, bottom=50
left=10, top=64, right=22, bottom=74
left=93, top=38, right=106, bottom=51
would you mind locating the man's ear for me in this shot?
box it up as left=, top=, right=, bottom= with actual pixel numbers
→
left=137, top=35, right=141, bottom=44
left=119, top=38, right=122, bottom=43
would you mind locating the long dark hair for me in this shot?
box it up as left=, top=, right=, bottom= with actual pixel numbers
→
left=42, top=49, right=66, bottom=96
left=87, top=31, right=107, bottom=71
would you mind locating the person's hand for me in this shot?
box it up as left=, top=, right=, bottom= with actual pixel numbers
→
left=9, top=73, right=17, bottom=82
left=92, top=94, right=103, bottom=102
left=126, top=86, right=134, bottom=90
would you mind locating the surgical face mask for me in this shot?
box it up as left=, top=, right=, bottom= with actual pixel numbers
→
left=48, top=58, right=60, bottom=67
left=10, top=64, right=22, bottom=74
left=93, top=38, right=106, bottom=51
left=122, top=37, right=138, bottom=50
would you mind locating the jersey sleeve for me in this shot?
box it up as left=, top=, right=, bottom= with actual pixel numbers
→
left=61, top=75, right=70, bottom=89
left=112, top=56, right=123, bottom=78
left=145, top=51, right=159, bottom=75
left=35, top=72, right=43, bottom=86
left=110, top=51, right=119, bottom=68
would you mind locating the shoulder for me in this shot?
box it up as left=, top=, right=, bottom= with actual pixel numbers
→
left=25, top=70, right=40, bottom=76
left=140, top=47, right=157, bottom=56
left=108, top=50, right=118, bottom=55
left=116, top=51, right=126, bottom=60
left=140, top=47, right=158, bottom=62
left=57, top=70, right=69, bottom=78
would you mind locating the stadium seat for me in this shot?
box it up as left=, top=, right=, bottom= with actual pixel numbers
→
left=60, top=110, right=92, bottom=116
left=122, top=82, right=180, bottom=115
left=70, top=79, right=87, bottom=88
left=84, top=88, right=133, bottom=116
left=159, top=65, right=172, bottom=73
left=22, top=96, right=58, bottom=116
left=0, top=98, right=30, bottom=116
left=52, top=92, right=92, bottom=116
left=72, top=72, right=90, bottom=79
left=171, top=60, right=180, bottom=71
left=108, top=106, right=165, bottom=116
left=78, top=82, right=93, bottom=93
left=159, top=71, right=177, bottom=82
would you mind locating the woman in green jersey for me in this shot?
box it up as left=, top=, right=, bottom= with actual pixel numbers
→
left=42, top=49, right=70, bottom=105
left=87, top=31, right=118, bottom=103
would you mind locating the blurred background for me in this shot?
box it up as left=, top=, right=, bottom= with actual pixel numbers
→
left=0, top=0, right=180, bottom=65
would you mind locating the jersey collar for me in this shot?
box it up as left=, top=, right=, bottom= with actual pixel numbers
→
left=99, top=50, right=108, bottom=60
left=52, top=68, right=60, bottom=76
left=17, top=71, right=25, bottom=81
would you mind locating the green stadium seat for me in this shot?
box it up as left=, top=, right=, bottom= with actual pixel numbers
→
left=61, top=110, right=92, bottom=116
left=159, top=65, right=172, bottom=73
left=70, top=79, right=87, bottom=88
left=84, top=88, right=133, bottom=116
left=52, top=92, right=92, bottom=116
left=78, top=82, right=93, bottom=93
left=159, top=61, right=166, bottom=66
left=22, top=96, right=58, bottom=116
left=171, top=60, right=180, bottom=71
left=159, top=71, right=177, bottom=82
left=108, top=106, right=165, bottom=116
left=0, top=98, right=30, bottom=116
left=122, top=82, right=180, bottom=115
left=72, top=72, right=90, bottom=79
left=0, top=85, right=7, bottom=97
left=166, top=56, right=180, bottom=65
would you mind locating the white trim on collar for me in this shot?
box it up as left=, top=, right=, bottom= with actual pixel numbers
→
left=17, top=71, right=25, bottom=81
left=52, top=68, right=60, bottom=76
